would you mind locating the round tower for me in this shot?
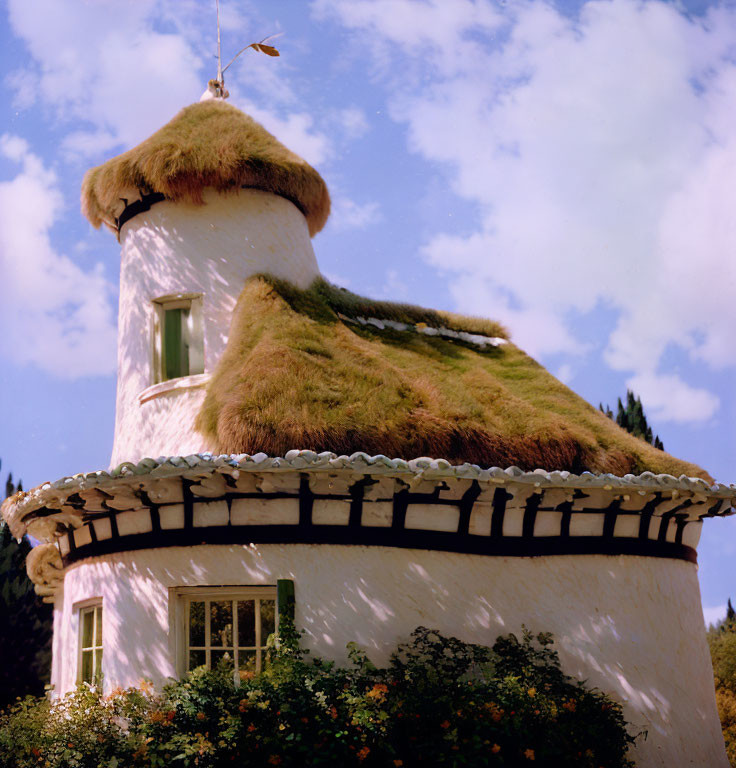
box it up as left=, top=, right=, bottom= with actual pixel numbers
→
left=81, top=100, right=330, bottom=466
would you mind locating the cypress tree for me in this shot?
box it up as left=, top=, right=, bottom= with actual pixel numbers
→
left=0, top=461, right=52, bottom=707
left=602, top=390, right=664, bottom=451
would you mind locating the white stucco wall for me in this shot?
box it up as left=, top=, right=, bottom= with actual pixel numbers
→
left=53, top=544, right=727, bottom=768
left=111, top=188, right=321, bottom=467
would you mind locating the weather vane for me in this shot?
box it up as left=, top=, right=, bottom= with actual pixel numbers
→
left=202, top=0, right=281, bottom=101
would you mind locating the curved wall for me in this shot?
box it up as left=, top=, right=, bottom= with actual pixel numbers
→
left=52, top=544, right=727, bottom=768
left=111, top=188, right=320, bottom=467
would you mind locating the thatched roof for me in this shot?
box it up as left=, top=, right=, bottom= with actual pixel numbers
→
left=81, top=101, right=330, bottom=236
left=195, top=276, right=711, bottom=480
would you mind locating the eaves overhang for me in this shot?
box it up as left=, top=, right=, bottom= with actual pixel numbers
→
left=3, top=451, right=734, bottom=601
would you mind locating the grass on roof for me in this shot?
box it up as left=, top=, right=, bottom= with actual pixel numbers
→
left=81, top=100, right=330, bottom=236
left=279, top=278, right=508, bottom=340
left=195, top=275, right=710, bottom=480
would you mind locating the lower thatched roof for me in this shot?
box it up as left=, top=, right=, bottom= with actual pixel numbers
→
left=195, top=276, right=710, bottom=480
left=81, top=100, right=330, bottom=236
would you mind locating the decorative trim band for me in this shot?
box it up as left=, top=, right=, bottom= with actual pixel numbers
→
left=117, top=192, right=166, bottom=233
left=55, top=474, right=702, bottom=568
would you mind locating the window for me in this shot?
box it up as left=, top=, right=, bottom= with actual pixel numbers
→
left=78, top=602, right=103, bottom=684
left=175, top=588, right=278, bottom=678
left=152, top=294, right=204, bottom=383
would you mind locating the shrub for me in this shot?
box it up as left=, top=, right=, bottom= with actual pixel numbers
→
left=0, top=626, right=636, bottom=768
left=708, top=615, right=736, bottom=765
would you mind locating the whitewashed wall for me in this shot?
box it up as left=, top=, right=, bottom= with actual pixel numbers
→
left=111, top=188, right=320, bottom=467
left=53, top=544, right=727, bottom=768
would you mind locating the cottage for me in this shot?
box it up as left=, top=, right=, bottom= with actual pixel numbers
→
left=2, top=95, right=734, bottom=768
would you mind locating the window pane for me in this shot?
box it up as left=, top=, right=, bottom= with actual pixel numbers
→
left=238, top=650, right=257, bottom=674
left=163, top=308, right=190, bottom=380
left=94, top=650, right=103, bottom=680
left=81, top=650, right=93, bottom=682
left=95, top=606, right=103, bottom=645
left=189, top=601, right=205, bottom=646
left=211, top=650, right=234, bottom=672
left=237, top=600, right=256, bottom=647
left=261, top=600, right=276, bottom=640
left=210, top=601, right=233, bottom=647
left=81, top=609, right=94, bottom=649
left=189, top=650, right=206, bottom=669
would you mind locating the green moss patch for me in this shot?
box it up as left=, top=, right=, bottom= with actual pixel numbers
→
left=196, top=275, right=710, bottom=479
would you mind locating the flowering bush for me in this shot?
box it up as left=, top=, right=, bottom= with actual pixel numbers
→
left=0, top=626, right=636, bottom=768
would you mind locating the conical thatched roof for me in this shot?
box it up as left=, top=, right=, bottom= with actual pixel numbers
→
left=195, top=275, right=711, bottom=480
left=81, top=101, right=330, bottom=236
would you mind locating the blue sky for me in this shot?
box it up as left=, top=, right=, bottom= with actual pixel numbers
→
left=0, top=0, right=734, bottom=622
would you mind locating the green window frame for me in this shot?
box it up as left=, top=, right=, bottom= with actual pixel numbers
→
left=77, top=602, right=103, bottom=684
left=152, top=295, right=204, bottom=384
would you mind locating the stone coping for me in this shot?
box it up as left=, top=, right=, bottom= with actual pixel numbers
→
left=3, top=451, right=734, bottom=541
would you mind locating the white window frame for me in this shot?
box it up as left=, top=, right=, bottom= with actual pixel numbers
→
left=151, top=293, right=205, bottom=384
left=171, top=587, right=278, bottom=681
left=75, top=598, right=103, bottom=685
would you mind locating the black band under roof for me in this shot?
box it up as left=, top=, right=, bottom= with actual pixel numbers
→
left=54, top=474, right=700, bottom=566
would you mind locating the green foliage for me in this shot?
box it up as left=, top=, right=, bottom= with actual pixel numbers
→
left=0, top=462, right=52, bottom=707
left=708, top=603, right=736, bottom=764
left=599, top=390, right=664, bottom=451
left=0, top=626, right=636, bottom=768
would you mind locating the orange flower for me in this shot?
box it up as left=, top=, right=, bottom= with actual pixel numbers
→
left=562, top=700, right=576, bottom=712
left=527, top=688, right=536, bottom=697
left=393, top=761, right=404, bottom=767
left=267, top=756, right=282, bottom=766
left=196, top=712, right=206, bottom=721
left=357, top=746, right=371, bottom=762
left=524, top=748, right=535, bottom=760
left=149, top=711, right=164, bottom=724
left=491, top=744, right=501, bottom=754
left=366, top=683, right=389, bottom=702
left=440, top=720, right=451, bottom=729
left=247, top=724, right=257, bottom=733
left=330, top=705, right=339, bottom=719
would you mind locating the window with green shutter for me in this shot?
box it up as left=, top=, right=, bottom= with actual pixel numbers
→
left=152, top=295, right=204, bottom=383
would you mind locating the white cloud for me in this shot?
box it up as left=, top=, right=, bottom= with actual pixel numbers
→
left=328, top=194, right=381, bottom=232
left=235, top=100, right=333, bottom=166
left=0, top=135, right=117, bottom=377
left=6, top=0, right=342, bottom=177
left=317, top=0, right=736, bottom=422
left=335, top=107, right=370, bottom=139
left=7, top=0, right=205, bottom=152
left=625, top=372, right=719, bottom=424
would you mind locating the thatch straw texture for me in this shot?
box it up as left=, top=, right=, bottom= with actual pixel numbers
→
left=81, top=101, right=330, bottom=235
left=196, top=276, right=710, bottom=479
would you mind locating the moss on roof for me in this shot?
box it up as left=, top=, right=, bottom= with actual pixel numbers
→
left=195, top=276, right=711, bottom=480
left=81, top=100, right=330, bottom=236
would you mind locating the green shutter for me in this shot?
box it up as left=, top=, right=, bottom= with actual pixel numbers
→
left=163, top=308, right=190, bottom=380
left=277, top=579, right=295, bottom=623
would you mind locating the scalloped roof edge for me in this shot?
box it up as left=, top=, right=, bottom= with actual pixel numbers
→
left=3, top=451, right=734, bottom=538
